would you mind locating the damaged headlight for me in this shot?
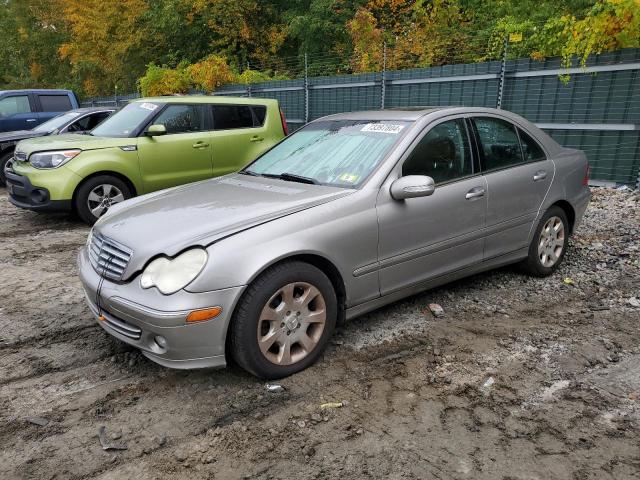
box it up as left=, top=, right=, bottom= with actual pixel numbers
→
left=30, top=149, right=81, bottom=169
left=140, top=248, right=208, bottom=295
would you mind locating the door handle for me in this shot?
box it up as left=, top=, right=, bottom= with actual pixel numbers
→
left=533, top=170, right=547, bottom=181
left=26, top=119, right=37, bottom=123
left=250, top=136, right=264, bottom=142
left=192, top=141, right=209, bottom=149
left=465, top=187, right=485, bottom=200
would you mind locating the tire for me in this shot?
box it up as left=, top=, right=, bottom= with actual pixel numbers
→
left=521, top=206, right=569, bottom=277
left=230, top=261, right=337, bottom=379
left=74, top=175, right=132, bottom=225
left=0, top=150, right=14, bottom=185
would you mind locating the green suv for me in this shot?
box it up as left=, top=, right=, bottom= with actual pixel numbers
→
left=6, top=96, right=287, bottom=224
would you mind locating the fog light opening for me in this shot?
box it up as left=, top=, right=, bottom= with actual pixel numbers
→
left=154, top=335, right=167, bottom=349
left=186, top=306, right=222, bottom=323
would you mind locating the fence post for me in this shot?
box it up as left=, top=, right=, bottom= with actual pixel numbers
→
left=496, top=36, right=508, bottom=109
left=304, top=52, right=309, bottom=123
left=381, top=42, right=387, bottom=109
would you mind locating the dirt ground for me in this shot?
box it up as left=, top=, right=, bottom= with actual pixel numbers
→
left=0, top=187, right=639, bottom=480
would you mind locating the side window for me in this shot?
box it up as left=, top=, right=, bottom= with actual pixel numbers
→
left=402, top=119, right=473, bottom=184
left=251, top=106, right=267, bottom=127
left=213, top=105, right=254, bottom=130
left=473, top=117, right=524, bottom=171
left=0, top=95, right=31, bottom=117
left=153, top=105, right=207, bottom=134
left=38, top=95, right=72, bottom=112
left=518, top=128, right=546, bottom=162
left=69, top=112, right=111, bottom=132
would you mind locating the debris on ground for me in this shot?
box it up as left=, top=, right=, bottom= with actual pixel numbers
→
left=97, top=426, right=128, bottom=451
left=563, top=277, right=574, bottom=285
left=320, top=402, right=343, bottom=409
left=25, top=416, right=49, bottom=427
left=428, top=303, right=445, bottom=318
left=482, top=377, right=495, bottom=389
left=266, top=384, right=285, bottom=393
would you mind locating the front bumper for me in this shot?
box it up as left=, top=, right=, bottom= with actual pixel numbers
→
left=6, top=170, right=72, bottom=212
left=78, top=247, right=246, bottom=369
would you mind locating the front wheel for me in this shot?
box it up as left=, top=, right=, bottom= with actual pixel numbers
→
left=74, top=175, right=132, bottom=225
left=230, top=261, right=337, bottom=379
left=521, top=206, right=569, bottom=277
left=0, top=151, right=14, bottom=185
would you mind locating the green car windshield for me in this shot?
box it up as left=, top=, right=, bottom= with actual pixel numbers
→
left=91, top=102, right=159, bottom=138
left=245, top=120, right=410, bottom=188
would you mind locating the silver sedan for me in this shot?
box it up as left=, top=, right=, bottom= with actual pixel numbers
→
left=78, top=107, right=591, bottom=379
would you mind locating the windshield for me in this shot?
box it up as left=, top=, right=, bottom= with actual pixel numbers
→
left=91, top=102, right=159, bottom=137
left=245, top=120, right=410, bottom=187
left=33, top=112, right=80, bottom=132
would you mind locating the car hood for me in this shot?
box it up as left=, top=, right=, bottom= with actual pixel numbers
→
left=0, top=130, right=46, bottom=144
left=94, top=174, right=353, bottom=279
left=15, top=133, right=131, bottom=156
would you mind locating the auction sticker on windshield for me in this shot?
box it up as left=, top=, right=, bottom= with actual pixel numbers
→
left=361, top=123, right=405, bottom=134
left=140, top=102, right=158, bottom=111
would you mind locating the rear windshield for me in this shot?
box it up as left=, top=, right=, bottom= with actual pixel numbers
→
left=245, top=120, right=410, bottom=188
left=91, top=102, right=159, bottom=138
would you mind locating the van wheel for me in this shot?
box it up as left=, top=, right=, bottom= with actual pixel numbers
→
left=230, top=261, right=337, bottom=379
left=521, top=206, right=569, bottom=277
left=74, top=175, right=132, bottom=225
left=0, top=151, right=14, bottom=185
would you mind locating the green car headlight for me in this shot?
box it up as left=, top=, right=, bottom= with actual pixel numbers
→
left=140, top=248, right=208, bottom=295
left=29, top=149, right=81, bottom=169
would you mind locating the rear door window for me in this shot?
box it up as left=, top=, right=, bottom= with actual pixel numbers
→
left=69, top=112, right=112, bottom=132
left=38, top=94, right=72, bottom=112
left=251, top=106, right=267, bottom=126
left=518, top=128, right=547, bottom=162
left=213, top=105, right=255, bottom=130
left=473, top=117, right=524, bottom=172
left=153, top=104, right=208, bottom=134
left=0, top=95, right=32, bottom=117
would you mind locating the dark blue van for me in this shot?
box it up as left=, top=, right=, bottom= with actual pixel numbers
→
left=0, top=89, right=79, bottom=133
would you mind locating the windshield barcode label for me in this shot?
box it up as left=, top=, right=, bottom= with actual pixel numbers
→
left=361, top=123, right=405, bottom=134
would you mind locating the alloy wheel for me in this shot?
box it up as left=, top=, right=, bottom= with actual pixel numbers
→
left=257, top=282, right=327, bottom=366
left=538, top=216, right=565, bottom=268
left=87, top=184, right=125, bottom=218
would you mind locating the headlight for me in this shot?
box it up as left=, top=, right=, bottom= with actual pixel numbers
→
left=29, top=149, right=81, bottom=169
left=140, top=248, right=208, bottom=295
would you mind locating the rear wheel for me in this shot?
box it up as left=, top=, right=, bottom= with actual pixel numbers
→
left=230, top=261, right=337, bottom=379
left=74, top=175, right=132, bottom=225
left=0, top=150, right=14, bottom=185
left=521, top=206, right=569, bottom=277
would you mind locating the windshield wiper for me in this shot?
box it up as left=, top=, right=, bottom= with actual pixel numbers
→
left=239, top=170, right=259, bottom=176
left=262, top=172, right=319, bottom=185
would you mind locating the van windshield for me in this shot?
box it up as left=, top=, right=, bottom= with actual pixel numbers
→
left=91, top=102, right=159, bottom=138
left=244, top=120, right=410, bottom=188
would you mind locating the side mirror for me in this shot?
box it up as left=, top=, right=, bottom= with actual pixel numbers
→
left=146, top=124, right=167, bottom=136
left=390, top=175, right=435, bottom=200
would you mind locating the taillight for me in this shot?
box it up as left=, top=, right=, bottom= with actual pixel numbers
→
left=582, top=163, right=590, bottom=186
left=279, top=108, right=288, bottom=136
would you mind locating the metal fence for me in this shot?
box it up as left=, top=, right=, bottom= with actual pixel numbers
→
left=82, top=48, right=640, bottom=186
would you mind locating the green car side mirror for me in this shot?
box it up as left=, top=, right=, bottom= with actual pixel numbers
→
left=146, top=124, right=167, bottom=136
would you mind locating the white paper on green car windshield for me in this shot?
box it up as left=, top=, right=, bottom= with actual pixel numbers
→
left=139, top=103, right=158, bottom=111
left=360, top=123, right=405, bottom=134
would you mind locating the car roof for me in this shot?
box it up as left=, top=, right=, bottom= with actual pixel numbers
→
left=319, top=107, right=445, bottom=122
left=132, top=95, right=277, bottom=106
left=68, top=107, right=115, bottom=114
left=0, top=89, right=74, bottom=95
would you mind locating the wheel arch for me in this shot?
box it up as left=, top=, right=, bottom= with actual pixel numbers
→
left=550, top=199, right=576, bottom=234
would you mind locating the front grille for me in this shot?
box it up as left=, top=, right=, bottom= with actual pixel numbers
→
left=14, top=151, right=27, bottom=162
left=88, top=233, right=133, bottom=281
left=102, top=312, right=142, bottom=340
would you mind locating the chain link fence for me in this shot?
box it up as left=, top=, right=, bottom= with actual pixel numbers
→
left=82, top=45, right=640, bottom=187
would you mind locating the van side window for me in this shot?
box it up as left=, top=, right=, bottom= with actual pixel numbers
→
left=154, top=105, right=207, bottom=134
left=0, top=96, right=31, bottom=117
left=473, top=117, right=524, bottom=171
left=402, top=119, right=473, bottom=184
left=213, top=105, right=254, bottom=130
left=38, top=95, right=72, bottom=112
left=518, top=128, right=546, bottom=162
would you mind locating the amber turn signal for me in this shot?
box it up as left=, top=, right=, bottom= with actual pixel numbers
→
left=98, top=315, right=106, bottom=322
left=186, top=306, right=222, bottom=323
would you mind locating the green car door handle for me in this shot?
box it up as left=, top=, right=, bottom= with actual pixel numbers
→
left=250, top=136, right=264, bottom=142
left=192, top=141, right=210, bottom=149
